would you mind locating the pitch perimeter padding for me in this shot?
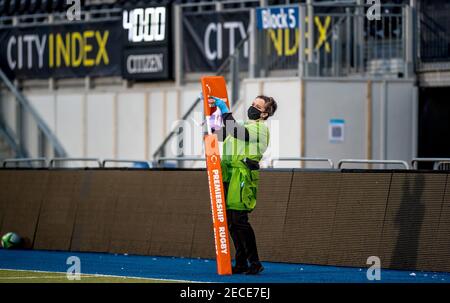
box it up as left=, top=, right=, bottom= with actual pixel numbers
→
left=70, top=171, right=119, bottom=253
left=108, top=171, right=166, bottom=255
left=148, top=171, right=208, bottom=257
left=0, top=171, right=14, bottom=236
left=0, top=171, right=48, bottom=248
left=34, top=171, right=84, bottom=251
left=379, top=173, right=447, bottom=271
left=327, top=172, right=391, bottom=267
left=251, top=171, right=293, bottom=261
left=430, top=174, right=450, bottom=272
left=280, top=171, right=342, bottom=265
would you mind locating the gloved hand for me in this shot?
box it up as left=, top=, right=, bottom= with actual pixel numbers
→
left=208, top=96, right=230, bottom=114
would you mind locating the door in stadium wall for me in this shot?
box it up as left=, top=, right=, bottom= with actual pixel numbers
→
left=418, top=87, right=450, bottom=168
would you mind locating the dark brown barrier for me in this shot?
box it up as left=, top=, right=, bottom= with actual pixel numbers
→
left=147, top=170, right=210, bottom=258
left=188, top=171, right=216, bottom=260
left=379, top=173, right=447, bottom=271
left=433, top=175, right=450, bottom=272
left=327, top=172, right=392, bottom=267
left=33, top=171, right=84, bottom=251
left=70, top=170, right=119, bottom=253
left=251, top=170, right=293, bottom=261
left=280, top=171, right=341, bottom=265
left=0, top=171, right=12, bottom=233
left=2, top=169, right=450, bottom=273
left=0, top=170, right=48, bottom=248
left=108, top=171, right=163, bottom=255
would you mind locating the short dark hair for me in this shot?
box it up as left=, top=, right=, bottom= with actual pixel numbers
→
left=256, top=95, right=277, bottom=119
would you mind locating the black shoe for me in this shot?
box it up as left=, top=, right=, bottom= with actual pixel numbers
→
left=232, top=266, right=249, bottom=274
left=245, top=263, right=264, bottom=275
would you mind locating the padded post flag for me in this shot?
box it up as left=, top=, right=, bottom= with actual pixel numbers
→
left=201, top=76, right=232, bottom=275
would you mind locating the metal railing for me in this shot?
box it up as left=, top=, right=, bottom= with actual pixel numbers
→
left=157, top=156, right=206, bottom=168
left=436, top=162, right=450, bottom=171
left=102, top=159, right=152, bottom=168
left=2, top=157, right=47, bottom=168
left=412, top=158, right=450, bottom=171
left=0, top=68, right=67, bottom=159
left=0, top=8, right=122, bottom=27
left=418, top=0, right=450, bottom=64
left=49, top=158, right=102, bottom=168
left=5, top=157, right=450, bottom=171
left=252, top=3, right=411, bottom=78
left=338, top=159, right=410, bottom=170
left=270, top=157, right=334, bottom=169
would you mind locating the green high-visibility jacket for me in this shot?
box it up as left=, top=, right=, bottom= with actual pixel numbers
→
left=221, top=120, right=270, bottom=211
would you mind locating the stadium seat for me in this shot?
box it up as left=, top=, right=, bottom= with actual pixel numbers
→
left=28, top=0, right=40, bottom=14
left=243, top=2, right=259, bottom=8
left=0, top=0, right=8, bottom=16
left=111, top=1, right=123, bottom=10
left=50, top=0, right=64, bottom=12
left=17, top=0, right=30, bottom=14
left=115, top=0, right=127, bottom=6
left=135, top=0, right=148, bottom=8
left=39, top=0, right=51, bottom=13
left=8, top=0, right=20, bottom=15
left=89, top=2, right=109, bottom=19
left=121, top=0, right=136, bottom=10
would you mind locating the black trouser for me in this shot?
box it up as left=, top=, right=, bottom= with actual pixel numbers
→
left=226, top=209, right=261, bottom=268
left=224, top=181, right=260, bottom=267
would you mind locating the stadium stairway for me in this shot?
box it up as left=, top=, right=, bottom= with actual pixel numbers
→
left=0, top=134, right=14, bottom=160
left=0, top=68, right=67, bottom=160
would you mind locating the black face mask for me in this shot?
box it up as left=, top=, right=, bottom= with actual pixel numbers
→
left=247, top=106, right=262, bottom=120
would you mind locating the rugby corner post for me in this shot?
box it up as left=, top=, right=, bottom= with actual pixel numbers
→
left=201, top=76, right=232, bottom=276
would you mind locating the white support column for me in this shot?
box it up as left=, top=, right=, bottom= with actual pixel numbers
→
left=299, top=5, right=306, bottom=78
left=174, top=4, right=183, bottom=87
left=249, top=8, right=257, bottom=78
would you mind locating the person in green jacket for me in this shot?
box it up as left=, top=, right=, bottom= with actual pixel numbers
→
left=209, top=95, right=277, bottom=275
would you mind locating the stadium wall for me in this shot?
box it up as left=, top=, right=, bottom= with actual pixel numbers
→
left=0, top=169, right=449, bottom=273
left=0, top=77, right=417, bottom=167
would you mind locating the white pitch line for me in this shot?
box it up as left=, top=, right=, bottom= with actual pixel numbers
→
left=0, top=276, right=65, bottom=280
left=0, top=268, right=203, bottom=283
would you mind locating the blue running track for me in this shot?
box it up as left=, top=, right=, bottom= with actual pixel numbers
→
left=1, top=249, right=450, bottom=283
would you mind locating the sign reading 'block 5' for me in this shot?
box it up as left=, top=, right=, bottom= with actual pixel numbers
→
left=256, top=6, right=300, bottom=30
